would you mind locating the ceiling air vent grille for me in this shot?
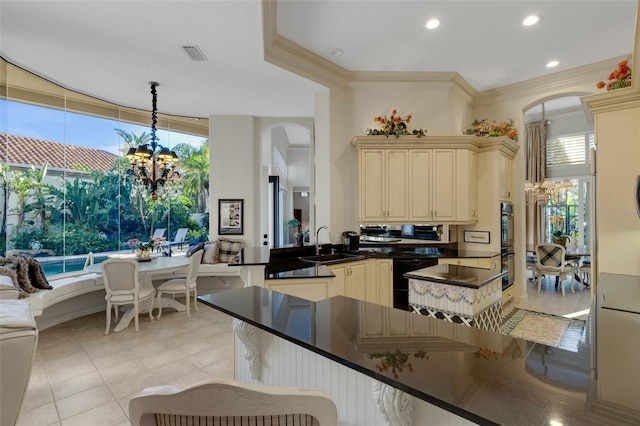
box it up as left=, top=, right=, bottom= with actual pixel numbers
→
left=181, top=45, right=208, bottom=62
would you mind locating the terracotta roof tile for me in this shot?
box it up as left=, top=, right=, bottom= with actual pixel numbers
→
left=1, top=133, right=119, bottom=173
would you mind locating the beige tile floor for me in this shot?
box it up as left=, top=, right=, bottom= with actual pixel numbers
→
left=17, top=301, right=234, bottom=426
left=17, top=276, right=592, bottom=426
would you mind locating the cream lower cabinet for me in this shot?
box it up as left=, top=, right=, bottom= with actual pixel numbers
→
left=364, top=259, right=393, bottom=307
left=264, top=277, right=333, bottom=302
left=329, top=259, right=393, bottom=307
left=329, top=260, right=367, bottom=301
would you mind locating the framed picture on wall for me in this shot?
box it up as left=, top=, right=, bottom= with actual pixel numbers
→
left=218, top=199, right=243, bottom=235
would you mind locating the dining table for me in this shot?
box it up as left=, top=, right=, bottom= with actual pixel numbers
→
left=85, top=254, right=190, bottom=332
left=565, top=245, right=591, bottom=287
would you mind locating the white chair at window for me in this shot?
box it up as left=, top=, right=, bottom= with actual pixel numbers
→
left=129, top=379, right=338, bottom=426
left=156, top=250, right=203, bottom=320
left=534, top=243, right=577, bottom=297
left=152, top=228, right=166, bottom=252
left=101, top=258, right=155, bottom=335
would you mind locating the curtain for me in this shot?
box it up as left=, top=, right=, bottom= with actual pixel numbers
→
left=525, top=121, right=546, bottom=253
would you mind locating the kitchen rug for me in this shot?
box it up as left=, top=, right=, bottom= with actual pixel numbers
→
left=501, top=308, right=586, bottom=352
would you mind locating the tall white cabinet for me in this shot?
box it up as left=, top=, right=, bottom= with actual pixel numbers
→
left=584, top=88, right=640, bottom=421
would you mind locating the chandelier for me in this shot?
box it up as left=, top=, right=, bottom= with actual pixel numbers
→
left=525, top=180, right=573, bottom=206
left=125, top=82, right=180, bottom=200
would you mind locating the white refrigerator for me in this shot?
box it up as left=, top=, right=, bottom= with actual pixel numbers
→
left=595, top=273, right=640, bottom=414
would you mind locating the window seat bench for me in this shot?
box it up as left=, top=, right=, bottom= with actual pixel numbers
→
left=0, top=260, right=246, bottom=330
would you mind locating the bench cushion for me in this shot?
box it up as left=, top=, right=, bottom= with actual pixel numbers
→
left=197, top=263, right=241, bottom=277
left=24, top=274, right=98, bottom=315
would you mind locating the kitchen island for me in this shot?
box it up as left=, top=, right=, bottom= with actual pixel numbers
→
left=199, top=286, right=603, bottom=426
left=406, top=264, right=505, bottom=332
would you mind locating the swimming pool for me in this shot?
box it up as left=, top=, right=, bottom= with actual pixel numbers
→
left=39, top=256, right=108, bottom=277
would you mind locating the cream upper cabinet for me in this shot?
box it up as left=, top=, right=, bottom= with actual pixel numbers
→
left=352, top=136, right=516, bottom=225
left=408, top=149, right=432, bottom=221
left=432, top=149, right=456, bottom=221
left=456, top=149, right=478, bottom=221
left=360, top=149, right=409, bottom=222
left=499, top=152, right=513, bottom=201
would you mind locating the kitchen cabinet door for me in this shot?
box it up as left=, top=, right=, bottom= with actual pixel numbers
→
left=408, top=149, right=432, bottom=221
left=432, top=149, right=456, bottom=221
left=360, top=149, right=386, bottom=222
left=328, top=264, right=346, bottom=297
left=456, top=149, right=478, bottom=222
left=345, top=261, right=367, bottom=301
left=360, top=149, right=408, bottom=222
left=499, top=152, right=513, bottom=201
left=365, top=259, right=392, bottom=306
left=375, top=259, right=393, bottom=307
left=385, top=150, right=409, bottom=221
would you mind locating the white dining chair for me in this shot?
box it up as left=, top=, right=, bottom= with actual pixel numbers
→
left=534, top=243, right=577, bottom=297
left=101, top=258, right=155, bottom=335
left=156, top=250, right=203, bottom=319
left=129, top=379, right=338, bottom=426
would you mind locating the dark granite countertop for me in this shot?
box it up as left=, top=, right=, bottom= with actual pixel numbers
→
left=405, top=264, right=506, bottom=289
left=236, top=245, right=501, bottom=281
left=199, top=287, right=600, bottom=426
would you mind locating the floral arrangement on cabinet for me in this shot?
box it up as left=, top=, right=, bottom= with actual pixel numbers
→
left=596, top=60, right=631, bottom=91
left=366, top=109, right=428, bottom=138
left=464, top=118, right=518, bottom=142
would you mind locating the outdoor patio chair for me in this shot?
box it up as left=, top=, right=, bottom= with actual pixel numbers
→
left=160, top=228, right=189, bottom=255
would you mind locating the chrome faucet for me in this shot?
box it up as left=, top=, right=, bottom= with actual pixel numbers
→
left=315, top=225, right=329, bottom=255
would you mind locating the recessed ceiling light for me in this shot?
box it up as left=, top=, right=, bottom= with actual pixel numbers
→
left=546, top=60, right=559, bottom=68
left=331, top=48, right=343, bottom=57
left=523, top=15, right=539, bottom=26
left=425, top=19, right=440, bottom=29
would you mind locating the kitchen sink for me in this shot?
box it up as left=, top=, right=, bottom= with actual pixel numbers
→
left=300, top=253, right=364, bottom=265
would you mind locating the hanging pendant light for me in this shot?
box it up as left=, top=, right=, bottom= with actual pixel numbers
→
left=125, top=82, right=180, bottom=200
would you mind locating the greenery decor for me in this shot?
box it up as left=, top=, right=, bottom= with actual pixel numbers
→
left=464, top=118, right=518, bottom=142
left=597, top=60, right=632, bottom=91
left=366, top=109, right=427, bottom=138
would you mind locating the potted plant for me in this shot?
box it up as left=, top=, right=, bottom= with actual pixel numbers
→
left=186, top=229, right=202, bottom=246
left=287, top=219, right=303, bottom=245
left=549, top=214, right=567, bottom=246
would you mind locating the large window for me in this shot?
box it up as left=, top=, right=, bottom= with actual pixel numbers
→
left=544, top=131, right=594, bottom=248
left=1, top=61, right=210, bottom=276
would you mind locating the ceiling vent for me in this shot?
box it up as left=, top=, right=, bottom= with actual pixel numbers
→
left=181, top=45, right=208, bottom=62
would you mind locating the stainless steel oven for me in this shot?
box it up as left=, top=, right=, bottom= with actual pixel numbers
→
left=500, top=202, right=514, bottom=247
left=501, top=247, right=514, bottom=290
left=501, top=202, right=515, bottom=289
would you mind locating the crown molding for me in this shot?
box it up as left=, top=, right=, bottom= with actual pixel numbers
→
left=263, top=0, right=632, bottom=108
left=262, top=0, right=349, bottom=89
left=472, top=56, right=630, bottom=106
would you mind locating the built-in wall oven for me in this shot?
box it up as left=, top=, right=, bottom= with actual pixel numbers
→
left=501, top=202, right=515, bottom=290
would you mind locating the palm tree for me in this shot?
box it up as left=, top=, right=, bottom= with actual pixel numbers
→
left=173, top=139, right=209, bottom=213
left=0, top=164, right=9, bottom=237
left=8, top=163, right=50, bottom=231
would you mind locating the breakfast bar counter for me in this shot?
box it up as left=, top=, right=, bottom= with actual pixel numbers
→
left=199, top=286, right=602, bottom=426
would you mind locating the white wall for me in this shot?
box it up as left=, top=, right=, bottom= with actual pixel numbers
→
left=209, top=116, right=256, bottom=247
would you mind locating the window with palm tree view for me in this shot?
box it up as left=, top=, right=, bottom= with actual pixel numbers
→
left=1, top=97, right=209, bottom=277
